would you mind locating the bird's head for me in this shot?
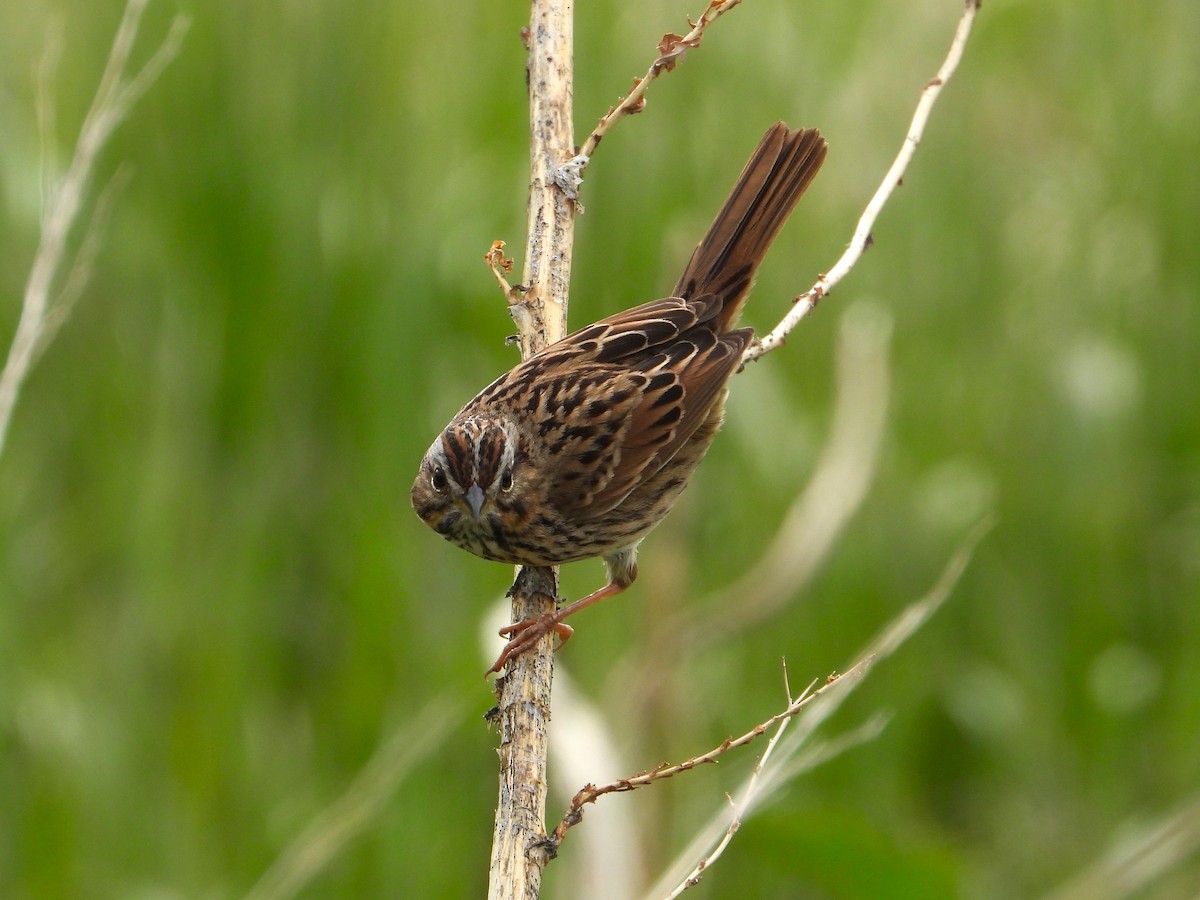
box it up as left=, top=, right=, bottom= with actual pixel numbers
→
left=411, top=415, right=538, bottom=559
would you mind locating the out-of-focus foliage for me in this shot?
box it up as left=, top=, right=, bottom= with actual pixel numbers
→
left=1, top=0, right=1196, bottom=896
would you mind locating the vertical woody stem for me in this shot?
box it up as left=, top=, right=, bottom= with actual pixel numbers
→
left=512, top=2, right=575, bottom=360
left=488, top=2, right=575, bottom=899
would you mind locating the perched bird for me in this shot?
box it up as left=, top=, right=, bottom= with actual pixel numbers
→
left=412, top=123, right=828, bottom=674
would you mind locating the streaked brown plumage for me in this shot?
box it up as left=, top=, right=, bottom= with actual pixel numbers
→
left=412, top=124, right=828, bottom=674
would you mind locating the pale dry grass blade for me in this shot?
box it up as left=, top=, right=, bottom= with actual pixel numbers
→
left=245, top=696, right=465, bottom=900
left=0, top=0, right=189, bottom=459
left=1046, top=794, right=1200, bottom=900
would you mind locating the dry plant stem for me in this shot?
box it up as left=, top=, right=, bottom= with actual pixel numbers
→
left=509, top=0, right=576, bottom=364
left=550, top=662, right=867, bottom=848
left=668, top=716, right=889, bottom=898
left=561, top=0, right=745, bottom=183
left=485, top=241, right=523, bottom=308
left=35, top=167, right=132, bottom=365
left=744, top=0, right=981, bottom=364
left=36, top=18, right=64, bottom=213
left=487, top=1, right=576, bottom=898
left=0, top=0, right=188, bottom=459
left=665, top=663, right=801, bottom=896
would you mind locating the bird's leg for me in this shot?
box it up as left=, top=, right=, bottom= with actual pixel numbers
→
left=486, top=579, right=629, bottom=676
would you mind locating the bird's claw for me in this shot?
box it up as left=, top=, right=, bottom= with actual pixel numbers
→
left=485, top=614, right=575, bottom=676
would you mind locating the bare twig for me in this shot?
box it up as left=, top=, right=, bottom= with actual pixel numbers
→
left=667, top=714, right=890, bottom=898
left=557, top=0, right=746, bottom=192
left=549, top=662, right=865, bottom=850
left=485, top=240, right=523, bottom=309
left=664, top=662, right=802, bottom=897
left=744, top=0, right=981, bottom=364
left=0, top=0, right=189, bottom=459
left=555, top=511, right=987, bottom=872
left=245, top=695, right=465, bottom=900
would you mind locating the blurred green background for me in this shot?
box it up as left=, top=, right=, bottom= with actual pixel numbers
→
left=2, top=0, right=1197, bottom=896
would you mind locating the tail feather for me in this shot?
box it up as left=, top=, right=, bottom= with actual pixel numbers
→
left=673, top=124, right=828, bottom=332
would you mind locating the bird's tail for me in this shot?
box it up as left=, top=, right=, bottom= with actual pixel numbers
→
left=673, top=124, right=827, bottom=332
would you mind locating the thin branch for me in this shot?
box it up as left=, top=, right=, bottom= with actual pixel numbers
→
left=744, top=0, right=981, bottom=364
left=0, top=0, right=189, bottom=460
left=664, top=662, right=802, bottom=898
left=557, top=0, right=746, bottom=194
left=484, top=240, right=523, bottom=309
left=556, top=510, right=987, bottom=871
left=667, top=714, right=889, bottom=898
left=111, top=12, right=191, bottom=118
left=245, top=695, right=465, bottom=900
left=549, top=664, right=863, bottom=850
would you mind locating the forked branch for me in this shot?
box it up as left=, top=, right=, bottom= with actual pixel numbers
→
left=551, top=511, right=993, bottom=868
left=549, top=662, right=869, bottom=850
left=557, top=0, right=747, bottom=195
left=648, top=514, right=995, bottom=896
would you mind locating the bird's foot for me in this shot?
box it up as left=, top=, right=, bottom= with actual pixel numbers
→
left=486, top=614, right=574, bottom=677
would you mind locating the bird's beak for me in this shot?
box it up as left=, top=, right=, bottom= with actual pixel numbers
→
left=465, top=483, right=486, bottom=519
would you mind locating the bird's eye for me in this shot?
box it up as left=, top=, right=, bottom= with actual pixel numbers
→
left=500, top=470, right=514, bottom=492
left=431, top=466, right=448, bottom=493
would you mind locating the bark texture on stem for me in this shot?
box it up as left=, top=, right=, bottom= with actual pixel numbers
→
left=488, top=2, right=575, bottom=898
